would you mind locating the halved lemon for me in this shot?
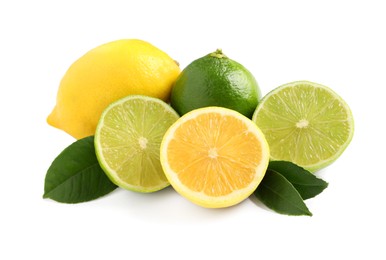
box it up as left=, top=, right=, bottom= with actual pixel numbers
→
left=160, top=107, right=270, bottom=208
left=94, top=95, right=179, bottom=192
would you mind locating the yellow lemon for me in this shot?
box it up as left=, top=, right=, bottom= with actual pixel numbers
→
left=47, top=39, right=180, bottom=139
left=160, top=107, right=270, bottom=208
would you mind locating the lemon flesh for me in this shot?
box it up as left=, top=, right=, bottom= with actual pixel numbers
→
left=252, top=81, right=354, bottom=172
left=160, top=107, right=270, bottom=208
left=94, top=95, right=179, bottom=192
left=48, top=39, right=180, bottom=139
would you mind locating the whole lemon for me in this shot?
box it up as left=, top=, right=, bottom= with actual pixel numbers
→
left=170, top=49, right=261, bottom=118
left=47, top=39, right=180, bottom=139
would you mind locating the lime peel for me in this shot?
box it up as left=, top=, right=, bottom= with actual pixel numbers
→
left=252, top=80, right=354, bottom=172
left=94, top=95, right=180, bottom=192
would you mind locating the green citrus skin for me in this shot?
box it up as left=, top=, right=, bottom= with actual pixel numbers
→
left=252, top=81, right=354, bottom=172
left=170, top=49, right=261, bottom=118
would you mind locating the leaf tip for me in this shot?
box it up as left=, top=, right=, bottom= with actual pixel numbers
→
left=302, top=205, right=313, bottom=217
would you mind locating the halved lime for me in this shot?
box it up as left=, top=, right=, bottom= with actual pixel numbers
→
left=252, top=81, right=354, bottom=172
left=94, top=95, right=179, bottom=192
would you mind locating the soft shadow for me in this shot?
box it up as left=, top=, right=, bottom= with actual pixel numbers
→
left=249, top=194, right=273, bottom=214
left=103, top=186, right=244, bottom=224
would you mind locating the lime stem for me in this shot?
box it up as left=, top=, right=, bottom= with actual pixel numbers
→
left=210, top=49, right=227, bottom=59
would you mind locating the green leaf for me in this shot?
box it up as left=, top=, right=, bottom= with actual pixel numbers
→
left=254, top=169, right=312, bottom=216
left=268, top=161, right=328, bottom=200
left=43, top=136, right=117, bottom=203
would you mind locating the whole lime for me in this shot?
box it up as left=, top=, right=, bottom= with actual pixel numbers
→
left=170, top=49, right=261, bottom=118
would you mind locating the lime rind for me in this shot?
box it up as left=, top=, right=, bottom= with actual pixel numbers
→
left=252, top=81, right=354, bottom=172
left=170, top=51, right=260, bottom=118
left=95, top=95, right=180, bottom=192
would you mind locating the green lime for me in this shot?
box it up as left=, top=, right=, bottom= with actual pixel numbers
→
left=170, top=49, right=261, bottom=118
left=94, top=95, right=179, bottom=192
left=252, top=81, right=354, bottom=172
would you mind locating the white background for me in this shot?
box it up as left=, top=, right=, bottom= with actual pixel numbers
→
left=1, top=0, right=385, bottom=259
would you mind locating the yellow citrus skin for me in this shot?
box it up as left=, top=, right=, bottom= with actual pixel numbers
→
left=160, top=107, right=270, bottom=208
left=47, top=39, right=180, bottom=139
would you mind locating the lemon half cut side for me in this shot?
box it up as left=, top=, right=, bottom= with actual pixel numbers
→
left=160, top=107, right=270, bottom=208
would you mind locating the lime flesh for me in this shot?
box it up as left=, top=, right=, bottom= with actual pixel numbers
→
left=95, top=95, right=179, bottom=192
left=252, top=81, right=354, bottom=172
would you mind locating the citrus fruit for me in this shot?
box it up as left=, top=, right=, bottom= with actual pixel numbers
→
left=47, top=39, right=180, bottom=139
left=170, top=49, right=261, bottom=118
left=252, top=81, right=354, bottom=172
left=160, top=107, right=270, bottom=208
left=94, top=95, right=179, bottom=192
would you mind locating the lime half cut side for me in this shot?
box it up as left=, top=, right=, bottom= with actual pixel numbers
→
left=252, top=81, right=354, bottom=172
left=95, top=95, right=180, bottom=192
